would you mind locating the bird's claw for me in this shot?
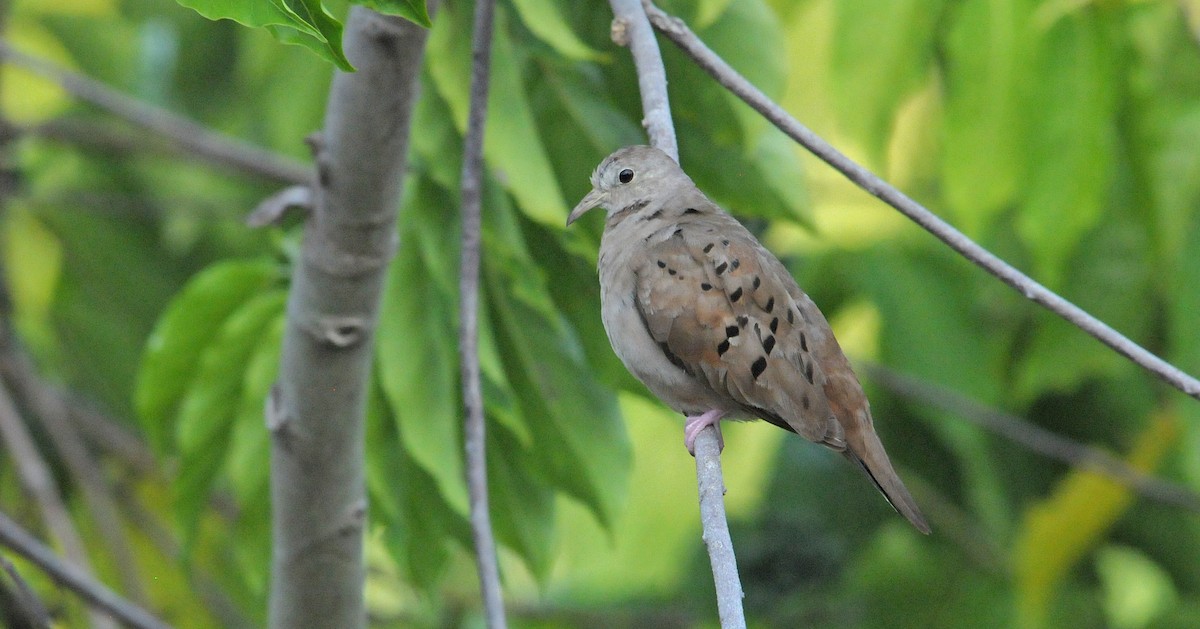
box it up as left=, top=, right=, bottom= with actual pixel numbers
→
left=684, top=409, right=726, bottom=456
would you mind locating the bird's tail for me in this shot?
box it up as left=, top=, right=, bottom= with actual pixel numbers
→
left=843, top=429, right=930, bottom=535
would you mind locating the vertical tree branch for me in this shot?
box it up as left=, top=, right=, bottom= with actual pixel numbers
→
left=606, top=1, right=745, bottom=626
left=643, top=2, right=1200, bottom=402
left=457, top=0, right=507, bottom=627
left=268, top=8, right=430, bottom=628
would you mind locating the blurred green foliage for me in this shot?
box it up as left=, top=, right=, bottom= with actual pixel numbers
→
left=2, top=0, right=1200, bottom=626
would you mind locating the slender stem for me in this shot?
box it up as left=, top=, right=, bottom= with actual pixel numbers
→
left=0, top=380, right=114, bottom=628
left=692, top=429, right=747, bottom=629
left=1, top=553, right=53, bottom=628
left=458, top=0, right=506, bottom=627
left=0, top=511, right=170, bottom=629
left=608, top=1, right=745, bottom=626
left=0, top=41, right=310, bottom=185
left=866, top=365, right=1200, bottom=511
left=643, top=2, right=1200, bottom=402
left=608, top=0, right=677, bottom=162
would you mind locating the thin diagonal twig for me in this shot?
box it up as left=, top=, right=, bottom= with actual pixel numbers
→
left=866, top=365, right=1200, bottom=512
left=0, top=511, right=170, bottom=629
left=457, top=0, right=506, bottom=626
left=0, top=41, right=310, bottom=185
left=643, top=2, right=1200, bottom=403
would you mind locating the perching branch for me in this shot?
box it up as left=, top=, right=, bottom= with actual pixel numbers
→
left=457, top=0, right=506, bottom=626
left=267, top=8, right=430, bottom=629
left=0, top=41, right=310, bottom=185
left=866, top=365, right=1200, bottom=512
left=607, top=1, right=745, bottom=627
left=0, top=511, right=170, bottom=629
left=643, top=2, right=1200, bottom=403
left=608, top=0, right=677, bottom=162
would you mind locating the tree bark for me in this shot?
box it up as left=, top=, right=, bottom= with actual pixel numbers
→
left=268, top=8, right=430, bottom=628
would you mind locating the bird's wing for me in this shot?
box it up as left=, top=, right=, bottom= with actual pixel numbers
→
left=631, top=212, right=844, bottom=447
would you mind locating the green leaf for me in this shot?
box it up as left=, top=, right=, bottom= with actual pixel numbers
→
left=510, top=0, right=604, bottom=61
left=861, top=245, right=1011, bottom=533
left=698, top=0, right=787, bottom=144
left=831, top=0, right=944, bottom=163
left=176, top=0, right=353, bottom=70
left=376, top=182, right=469, bottom=517
left=1017, top=12, right=1117, bottom=288
left=426, top=4, right=568, bottom=227
left=136, top=258, right=280, bottom=452
left=487, top=427, right=556, bottom=578
left=226, top=315, right=286, bottom=504
left=483, top=189, right=630, bottom=528
left=940, top=0, right=1035, bottom=234
left=174, top=289, right=286, bottom=535
left=1015, top=212, right=1152, bottom=399
left=366, top=381, right=468, bottom=588
left=360, top=0, right=432, bottom=27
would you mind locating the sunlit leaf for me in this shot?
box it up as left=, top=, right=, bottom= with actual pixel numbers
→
left=510, top=0, right=603, bottom=61
left=174, top=290, right=285, bottom=534
left=360, top=0, right=431, bottom=27
left=831, top=0, right=944, bottom=163
left=176, top=0, right=352, bottom=70
left=377, top=181, right=469, bottom=517
left=426, top=4, right=568, bottom=226
left=1017, top=11, right=1118, bottom=288
left=1015, top=414, right=1179, bottom=629
left=136, top=259, right=281, bottom=452
left=940, top=0, right=1035, bottom=233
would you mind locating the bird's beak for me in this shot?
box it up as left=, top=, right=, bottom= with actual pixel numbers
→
left=566, top=188, right=605, bottom=226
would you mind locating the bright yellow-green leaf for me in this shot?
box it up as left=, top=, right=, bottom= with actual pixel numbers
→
left=940, top=0, right=1035, bottom=234
left=3, top=206, right=62, bottom=351
left=1, top=23, right=73, bottom=123
left=1015, top=414, right=1179, bottom=629
left=426, top=5, right=568, bottom=227
left=510, top=0, right=604, bottom=61
left=1095, top=545, right=1177, bottom=629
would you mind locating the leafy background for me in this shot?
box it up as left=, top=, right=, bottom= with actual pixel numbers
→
left=3, top=0, right=1200, bottom=626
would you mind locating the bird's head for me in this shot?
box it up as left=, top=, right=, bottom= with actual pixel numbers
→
left=566, top=145, right=684, bottom=226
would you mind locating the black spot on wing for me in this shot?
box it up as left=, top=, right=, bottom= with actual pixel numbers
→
left=717, top=339, right=730, bottom=356
left=762, top=335, right=776, bottom=355
left=751, top=356, right=768, bottom=380
left=715, top=262, right=728, bottom=275
left=725, top=325, right=739, bottom=338
left=684, top=207, right=700, bottom=215
left=730, top=287, right=743, bottom=302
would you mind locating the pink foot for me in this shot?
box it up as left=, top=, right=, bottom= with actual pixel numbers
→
left=684, top=409, right=726, bottom=455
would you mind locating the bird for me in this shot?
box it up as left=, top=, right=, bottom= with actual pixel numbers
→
left=566, top=145, right=930, bottom=534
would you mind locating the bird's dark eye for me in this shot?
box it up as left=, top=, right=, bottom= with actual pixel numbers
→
left=618, top=168, right=634, bottom=184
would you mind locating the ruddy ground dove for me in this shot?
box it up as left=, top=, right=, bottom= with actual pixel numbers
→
left=567, top=145, right=929, bottom=534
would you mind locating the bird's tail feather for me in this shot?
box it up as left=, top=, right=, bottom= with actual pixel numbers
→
left=843, top=437, right=930, bottom=535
